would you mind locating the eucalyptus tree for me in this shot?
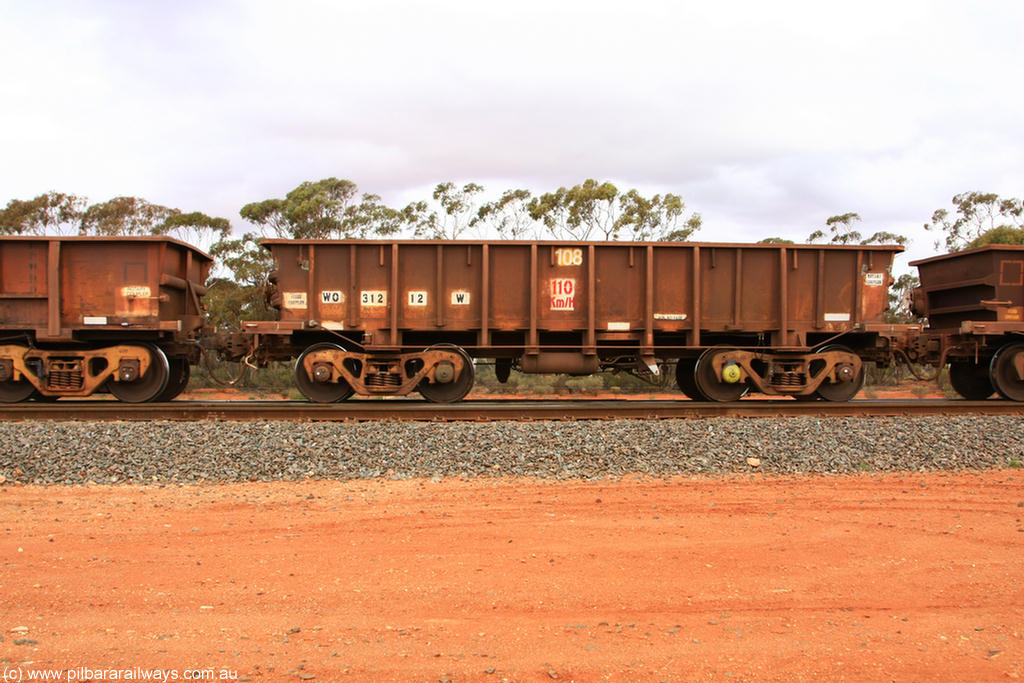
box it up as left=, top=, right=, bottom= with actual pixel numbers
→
left=528, top=179, right=620, bottom=240
left=0, top=192, right=86, bottom=235
left=925, top=191, right=1024, bottom=252
left=407, top=182, right=486, bottom=239
left=808, top=212, right=907, bottom=247
left=475, top=188, right=536, bottom=239
left=616, top=189, right=702, bottom=241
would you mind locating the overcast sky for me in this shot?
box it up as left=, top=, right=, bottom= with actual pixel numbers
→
left=1, top=1, right=1022, bottom=267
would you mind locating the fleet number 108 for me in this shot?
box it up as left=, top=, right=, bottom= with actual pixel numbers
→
left=554, top=247, right=583, bottom=267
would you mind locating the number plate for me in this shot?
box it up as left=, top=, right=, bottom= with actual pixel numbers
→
left=360, top=290, right=387, bottom=307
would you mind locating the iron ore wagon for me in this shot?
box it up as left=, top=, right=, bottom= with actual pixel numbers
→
left=226, top=239, right=904, bottom=402
left=0, top=236, right=211, bottom=402
left=910, top=245, right=1024, bottom=400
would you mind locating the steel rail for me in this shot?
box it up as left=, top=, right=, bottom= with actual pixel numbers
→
left=1, top=399, right=1023, bottom=422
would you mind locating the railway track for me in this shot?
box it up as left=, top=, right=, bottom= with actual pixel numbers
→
left=1, top=398, right=1023, bottom=422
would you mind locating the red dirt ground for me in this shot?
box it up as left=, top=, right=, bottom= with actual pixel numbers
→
left=2, top=471, right=1022, bottom=682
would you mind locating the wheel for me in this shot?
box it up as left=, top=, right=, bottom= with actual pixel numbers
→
left=813, top=344, right=864, bottom=402
left=949, top=361, right=994, bottom=400
left=694, top=349, right=747, bottom=402
left=107, top=344, right=170, bottom=403
left=990, top=343, right=1024, bottom=401
left=0, top=380, right=35, bottom=403
left=154, top=358, right=191, bottom=402
left=295, top=342, right=354, bottom=403
left=418, top=344, right=475, bottom=403
left=675, top=357, right=706, bottom=400
left=0, top=345, right=36, bottom=403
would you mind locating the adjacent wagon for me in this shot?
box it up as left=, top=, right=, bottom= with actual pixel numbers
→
left=911, top=245, right=1024, bottom=400
left=0, top=236, right=212, bottom=402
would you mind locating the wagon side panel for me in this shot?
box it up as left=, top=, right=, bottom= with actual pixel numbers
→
left=308, top=243, right=352, bottom=330
left=60, top=241, right=164, bottom=336
left=787, top=248, right=819, bottom=329
left=0, top=238, right=50, bottom=332
left=536, top=243, right=588, bottom=332
left=650, top=246, right=694, bottom=342
left=739, top=247, right=781, bottom=327
left=61, top=239, right=211, bottom=339
left=698, top=246, right=734, bottom=331
left=592, top=244, right=644, bottom=335
left=698, top=246, right=784, bottom=334
left=158, top=240, right=213, bottom=331
left=857, top=248, right=896, bottom=323
left=433, top=243, right=482, bottom=331
left=269, top=242, right=312, bottom=323
left=818, top=249, right=860, bottom=331
left=488, top=244, right=532, bottom=332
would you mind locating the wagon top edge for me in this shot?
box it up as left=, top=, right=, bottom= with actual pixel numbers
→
left=260, top=238, right=905, bottom=252
left=909, top=243, right=1024, bottom=267
left=0, top=235, right=214, bottom=261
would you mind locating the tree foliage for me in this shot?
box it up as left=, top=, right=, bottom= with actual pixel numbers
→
left=475, top=189, right=536, bottom=239
left=527, top=180, right=621, bottom=240
left=161, top=211, right=232, bottom=251
left=926, top=192, right=1024, bottom=252
left=523, top=179, right=701, bottom=242
left=0, top=191, right=230, bottom=250
left=205, top=233, right=277, bottom=333
left=617, top=189, right=701, bottom=241
left=808, top=212, right=907, bottom=247
left=202, top=276, right=275, bottom=332
left=209, top=233, right=274, bottom=288
left=860, top=231, right=908, bottom=246
left=886, top=273, right=922, bottom=323
left=239, top=178, right=404, bottom=240
left=0, top=192, right=87, bottom=235
left=808, top=212, right=862, bottom=244
left=79, top=196, right=177, bottom=236
left=967, top=225, right=1024, bottom=249
left=406, top=182, right=486, bottom=239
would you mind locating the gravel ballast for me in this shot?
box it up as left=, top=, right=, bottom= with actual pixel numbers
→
left=1, top=416, right=1022, bottom=485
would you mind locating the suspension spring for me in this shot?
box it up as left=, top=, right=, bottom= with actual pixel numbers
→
left=770, top=371, right=806, bottom=387
left=46, top=360, right=84, bottom=390
left=365, top=372, right=402, bottom=389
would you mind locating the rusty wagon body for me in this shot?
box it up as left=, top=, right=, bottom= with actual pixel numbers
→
left=0, top=236, right=212, bottom=402
left=233, top=239, right=904, bottom=402
left=910, top=245, right=1024, bottom=400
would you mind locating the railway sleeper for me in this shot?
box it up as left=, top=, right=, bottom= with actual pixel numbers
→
left=702, top=348, right=864, bottom=401
left=296, top=345, right=473, bottom=402
left=0, top=344, right=162, bottom=400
